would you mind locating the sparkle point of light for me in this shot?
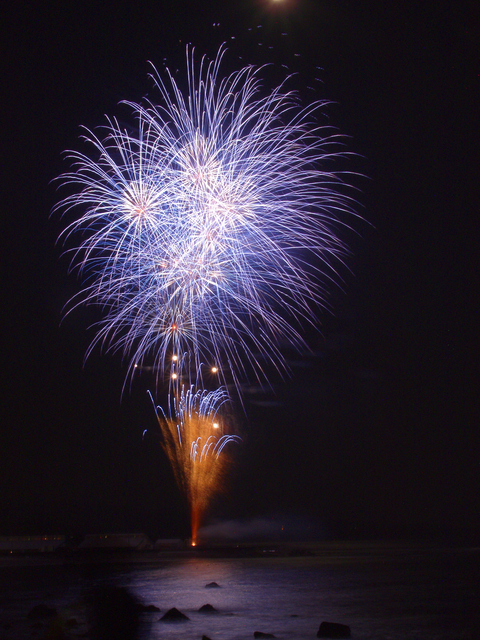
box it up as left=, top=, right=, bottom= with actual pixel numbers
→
left=171, top=373, right=178, bottom=379
left=211, top=366, right=218, bottom=373
left=213, top=422, right=219, bottom=429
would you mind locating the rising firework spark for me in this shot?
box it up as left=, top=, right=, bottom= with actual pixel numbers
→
left=55, top=45, right=355, bottom=395
left=149, top=361, right=240, bottom=545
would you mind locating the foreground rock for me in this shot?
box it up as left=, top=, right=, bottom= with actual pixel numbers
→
left=160, top=607, right=189, bottom=622
left=254, top=632, right=276, bottom=638
left=28, top=604, right=57, bottom=619
left=86, top=585, right=139, bottom=640
left=205, top=581, right=221, bottom=588
left=317, top=621, right=351, bottom=638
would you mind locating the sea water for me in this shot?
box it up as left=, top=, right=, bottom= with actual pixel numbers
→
left=0, top=543, right=478, bottom=639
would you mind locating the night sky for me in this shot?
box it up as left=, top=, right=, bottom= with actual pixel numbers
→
left=2, top=0, right=478, bottom=542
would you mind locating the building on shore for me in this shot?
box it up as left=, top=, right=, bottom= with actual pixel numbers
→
left=78, top=533, right=153, bottom=551
left=0, top=535, right=65, bottom=554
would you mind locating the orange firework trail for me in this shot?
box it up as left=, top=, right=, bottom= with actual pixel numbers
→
left=149, top=367, right=240, bottom=545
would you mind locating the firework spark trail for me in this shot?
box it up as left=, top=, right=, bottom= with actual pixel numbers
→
left=56, top=45, right=356, bottom=395
left=148, top=362, right=241, bottom=544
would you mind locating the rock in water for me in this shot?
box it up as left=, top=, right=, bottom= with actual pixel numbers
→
left=199, top=604, right=218, bottom=613
left=136, top=603, right=161, bottom=612
left=317, top=621, right=351, bottom=638
left=160, top=607, right=189, bottom=622
left=205, top=582, right=221, bottom=588
left=254, top=632, right=276, bottom=638
left=65, top=618, right=79, bottom=629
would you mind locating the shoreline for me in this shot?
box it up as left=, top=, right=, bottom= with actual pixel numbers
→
left=1, top=539, right=477, bottom=567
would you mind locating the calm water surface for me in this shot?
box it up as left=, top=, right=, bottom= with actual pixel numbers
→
left=0, top=543, right=478, bottom=639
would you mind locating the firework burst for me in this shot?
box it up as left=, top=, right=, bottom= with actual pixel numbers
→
left=56, top=45, right=355, bottom=395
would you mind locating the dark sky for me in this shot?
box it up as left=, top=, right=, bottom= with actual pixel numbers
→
left=1, top=0, right=478, bottom=542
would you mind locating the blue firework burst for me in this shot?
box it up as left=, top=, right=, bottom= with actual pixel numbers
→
left=55, top=45, right=356, bottom=393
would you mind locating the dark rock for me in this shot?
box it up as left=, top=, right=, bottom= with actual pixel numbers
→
left=205, top=581, right=221, bottom=588
left=86, top=585, right=140, bottom=640
left=65, top=618, right=79, bottom=628
left=199, top=604, right=218, bottom=614
left=317, top=621, right=351, bottom=638
left=254, top=632, right=276, bottom=638
left=44, top=616, right=67, bottom=639
left=28, top=604, right=57, bottom=619
left=160, top=607, right=189, bottom=622
left=136, top=603, right=161, bottom=612
left=202, top=636, right=213, bottom=640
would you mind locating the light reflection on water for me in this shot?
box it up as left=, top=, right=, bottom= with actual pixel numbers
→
left=0, top=546, right=479, bottom=640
